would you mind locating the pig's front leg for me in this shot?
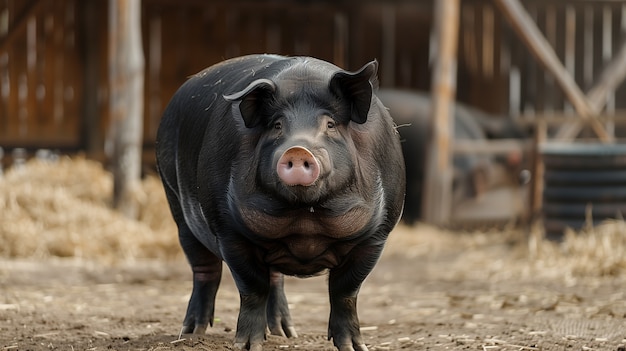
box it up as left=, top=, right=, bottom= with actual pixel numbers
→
left=327, top=242, right=384, bottom=351
left=267, top=269, right=298, bottom=338
left=222, top=239, right=271, bottom=351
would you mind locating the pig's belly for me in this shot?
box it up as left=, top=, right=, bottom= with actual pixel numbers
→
left=262, top=234, right=354, bottom=277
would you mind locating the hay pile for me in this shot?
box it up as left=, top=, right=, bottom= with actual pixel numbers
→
left=386, top=221, right=626, bottom=279
left=529, top=221, right=626, bottom=277
left=0, top=156, right=181, bottom=262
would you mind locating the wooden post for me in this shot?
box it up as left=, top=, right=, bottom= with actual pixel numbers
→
left=109, top=0, right=145, bottom=218
left=529, top=119, right=547, bottom=222
left=422, top=0, right=460, bottom=225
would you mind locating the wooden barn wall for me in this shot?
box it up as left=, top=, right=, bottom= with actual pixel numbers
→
left=2, top=0, right=626, bottom=159
left=0, top=0, right=433, bottom=158
left=140, top=0, right=434, bottom=151
left=0, top=0, right=85, bottom=149
left=459, top=0, right=626, bottom=121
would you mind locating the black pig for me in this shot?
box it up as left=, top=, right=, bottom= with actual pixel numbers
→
left=155, top=54, right=405, bottom=351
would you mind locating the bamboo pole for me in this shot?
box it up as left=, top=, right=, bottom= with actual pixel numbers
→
left=422, top=0, right=460, bottom=225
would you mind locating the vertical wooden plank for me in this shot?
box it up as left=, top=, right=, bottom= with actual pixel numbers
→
left=52, top=0, right=64, bottom=130
left=616, top=3, right=626, bottom=109
left=4, top=0, right=16, bottom=140
left=266, top=12, right=281, bottom=54
left=530, top=119, right=546, bottom=226
left=462, top=3, right=478, bottom=76
left=79, top=0, right=103, bottom=156
left=40, top=1, right=55, bottom=137
left=543, top=4, right=556, bottom=112
left=509, top=65, right=521, bottom=117
left=146, top=8, right=161, bottom=142
left=381, top=4, right=395, bottom=87
left=394, top=2, right=431, bottom=90
left=583, top=4, right=594, bottom=89
left=422, top=0, right=459, bottom=225
left=602, top=5, right=615, bottom=137
left=303, top=5, right=334, bottom=63
left=26, top=13, right=36, bottom=135
left=0, top=2, right=9, bottom=137
left=482, top=4, right=494, bottom=78
left=564, top=4, right=575, bottom=113
left=333, top=11, right=348, bottom=68
left=474, top=3, right=484, bottom=78
left=63, top=0, right=80, bottom=143
left=109, top=0, right=145, bottom=218
left=516, top=4, right=543, bottom=115
left=16, top=6, right=27, bottom=139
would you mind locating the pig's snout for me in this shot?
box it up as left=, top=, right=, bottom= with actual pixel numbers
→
left=277, top=146, right=320, bottom=186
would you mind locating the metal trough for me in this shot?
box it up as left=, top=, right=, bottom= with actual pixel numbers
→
left=541, top=142, right=626, bottom=239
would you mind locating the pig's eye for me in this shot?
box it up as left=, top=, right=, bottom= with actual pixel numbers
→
left=327, top=121, right=336, bottom=129
left=274, top=121, right=282, bottom=130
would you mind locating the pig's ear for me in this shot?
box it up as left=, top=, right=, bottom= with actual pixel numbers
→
left=224, top=78, right=276, bottom=128
left=329, top=60, right=378, bottom=124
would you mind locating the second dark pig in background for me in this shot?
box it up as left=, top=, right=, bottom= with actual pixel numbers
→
left=377, top=89, right=527, bottom=225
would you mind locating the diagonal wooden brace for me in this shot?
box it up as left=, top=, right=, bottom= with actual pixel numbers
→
left=494, top=0, right=612, bottom=142
left=0, top=0, right=44, bottom=54
left=556, top=40, right=626, bottom=140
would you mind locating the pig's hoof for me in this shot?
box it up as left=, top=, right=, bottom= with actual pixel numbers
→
left=337, top=344, right=368, bottom=351
left=286, top=326, right=298, bottom=338
left=234, top=342, right=263, bottom=351
left=180, top=324, right=207, bottom=335
left=269, top=324, right=298, bottom=338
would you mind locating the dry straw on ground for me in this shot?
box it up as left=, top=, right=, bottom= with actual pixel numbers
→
left=0, top=156, right=181, bottom=262
left=0, top=157, right=625, bottom=278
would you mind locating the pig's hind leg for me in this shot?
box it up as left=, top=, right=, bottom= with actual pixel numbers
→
left=162, top=186, right=223, bottom=335
left=267, top=270, right=298, bottom=338
left=179, top=230, right=223, bottom=334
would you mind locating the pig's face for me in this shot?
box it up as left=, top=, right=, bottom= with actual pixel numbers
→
left=224, top=60, right=377, bottom=205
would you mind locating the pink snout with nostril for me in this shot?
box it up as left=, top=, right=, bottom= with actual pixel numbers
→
left=277, top=146, right=320, bottom=186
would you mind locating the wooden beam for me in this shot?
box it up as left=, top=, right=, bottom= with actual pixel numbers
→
left=493, top=0, right=611, bottom=142
left=0, top=0, right=44, bottom=54
left=109, top=0, right=145, bottom=219
left=452, top=139, right=531, bottom=155
left=422, top=0, right=460, bottom=225
left=516, top=111, right=626, bottom=126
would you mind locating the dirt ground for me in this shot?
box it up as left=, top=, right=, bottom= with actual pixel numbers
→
left=2, top=225, right=626, bottom=351
left=1, top=158, right=625, bottom=350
